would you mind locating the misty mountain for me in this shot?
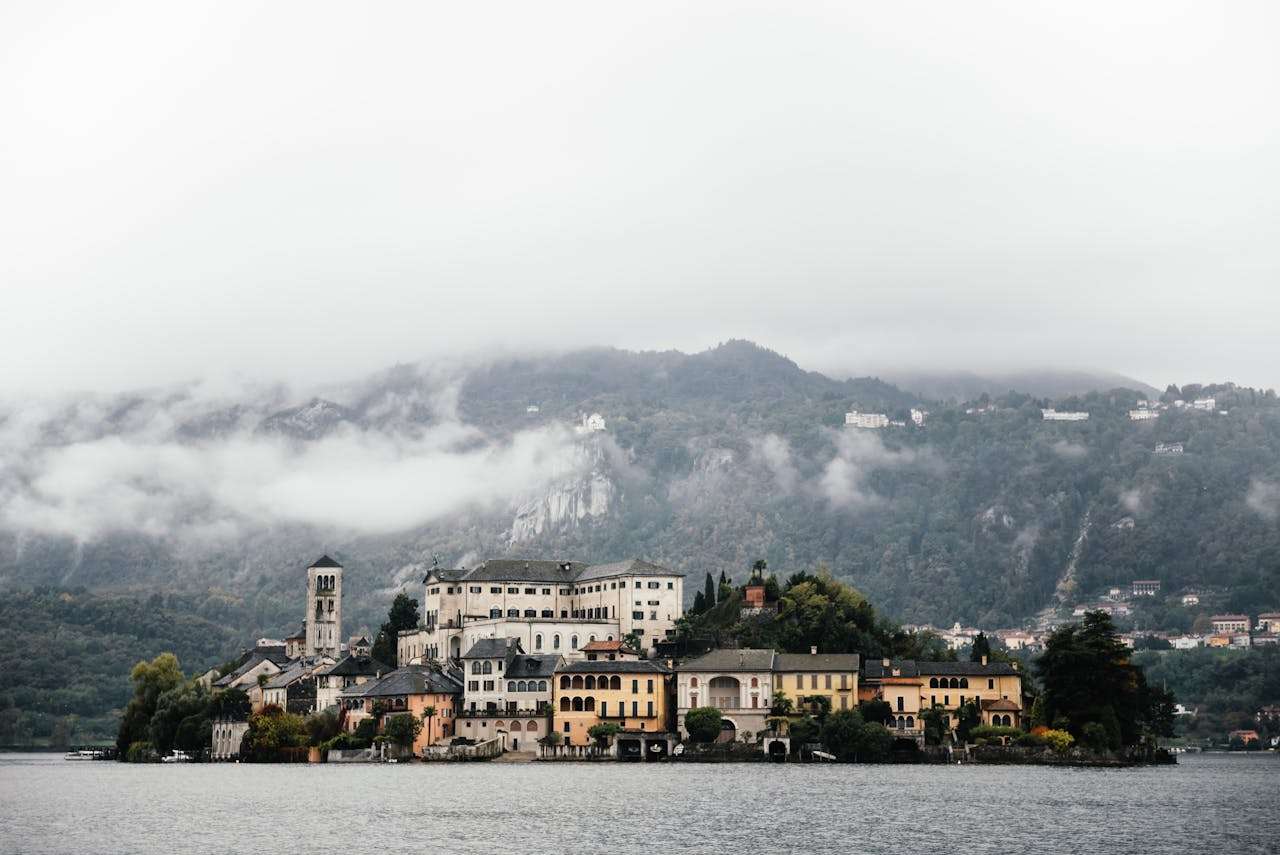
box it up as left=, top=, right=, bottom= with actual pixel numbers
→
left=1, top=340, right=1278, bottom=642
left=877, top=369, right=1161, bottom=403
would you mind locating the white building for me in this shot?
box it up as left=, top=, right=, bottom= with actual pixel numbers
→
left=1154, top=442, right=1184, bottom=456
left=526, top=404, right=540, bottom=414
left=1181, top=594, right=1201, bottom=607
left=211, top=718, right=249, bottom=761
left=675, top=649, right=776, bottom=742
left=1192, top=397, right=1216, bottom=411
left=410, top=558, right=684, bottom=663
left=305, top=555, right=343, bottom=658
left=845, top=411, right=889, bottom=429
left=1128, top=409, right=1160, bottom=421
left=910, top=408, right=928, bottom=427
left=1170, top=635, right=1203, bottom=650
left=1042, top=409, right=1089, bottom=421
left=575, top=412, right=606, bottom=433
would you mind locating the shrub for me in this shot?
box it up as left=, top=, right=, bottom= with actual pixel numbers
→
left=1015, top=732, right=1044, bottom=748
left=968, top=725, right=1022, bottom=743
left=1080, top=722, right=1110, bottom=752
left=1041, top=729, right=1074, bottom=753
left=126, top=740, right=156, bottom=763
left=684, top=707, right=723, bottom=743
left=382, top=713, right=423, bottom=748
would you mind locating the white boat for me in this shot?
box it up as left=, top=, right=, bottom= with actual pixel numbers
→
left=161, top=750, right=192, bottom=763
left=63, top=749, right=104, bottom=761
left=811, top=750, right=836, bottom=762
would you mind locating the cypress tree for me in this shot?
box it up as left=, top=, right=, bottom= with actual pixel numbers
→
left=704, top=572, right=716, bottom=607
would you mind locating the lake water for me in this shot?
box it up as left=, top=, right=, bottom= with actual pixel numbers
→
left=0, top=752, right=1276, bottom=854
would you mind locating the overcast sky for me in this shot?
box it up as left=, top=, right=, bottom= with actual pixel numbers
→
left=3, top=1, right=1278, bottom=397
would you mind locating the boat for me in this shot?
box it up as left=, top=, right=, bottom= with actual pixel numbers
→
left=161, top=750, right=192, bottom=763
left=63, top=749, right=104, bottom=761
left=810, top=750, right=836, bottom=762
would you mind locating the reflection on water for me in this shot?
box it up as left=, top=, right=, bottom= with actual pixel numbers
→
left=0, top=753, right=1276, bottom=855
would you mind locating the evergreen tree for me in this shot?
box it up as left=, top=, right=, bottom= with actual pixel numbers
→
left=704, top=572, right=716, bottom=608
left=371, top=593, right=420, bottom=667
left=691, top=591, right=706, bottom=614
left=970, top=632, right=992, bottom=662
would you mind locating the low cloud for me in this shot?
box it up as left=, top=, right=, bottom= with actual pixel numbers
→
left=819, top=429, right=924, bottom=510
left=1120, top=488, right=1145, bottom=514
left=749, top=434, right=799, bottom=495
left=1246, top=480, right=1280, bottom=522
left=1052, top=440, right=1088, bottom=460
left=0, top=385, right=586, bottom=543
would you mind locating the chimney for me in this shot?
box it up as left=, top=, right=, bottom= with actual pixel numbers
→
left=810, top=646, right=818, bottom=655
left=882, top=658, right=890, bottom=668
left=981, top=655, right=988, bottom=665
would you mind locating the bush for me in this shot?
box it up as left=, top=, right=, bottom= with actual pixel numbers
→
left=684, top=707, right=723, bottom=743
left=1041, top=729, right=1074, bottom=753
left=1015, top=732, right=1044, bottom=747
left=968, top=725, right=1022, bottom=743
left=126, top=740, right=156, bottom=762
left=1080, top=722, right=1110, bottom=752
left=382, top=713, right=423, bottom=748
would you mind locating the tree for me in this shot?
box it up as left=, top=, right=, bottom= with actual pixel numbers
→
left=241, top=705, right=308, bottom=761
left=704, top=573, right=716, bottom=608
left=692, top=591, right=706, bottom=614
left=771, top=690, right=794, bottom=716
left=383, top=713, right=423, bottom=750
left=788, top=715, right=820, bottom=751
left=421, top=705, right=437, bottom=743
left=372, top=593, right=421, bottom=667
left=858, top=699, right=892, bottom=727
left=305, top=708, right=341, bottom=747
left=852, top=722, right=894, bottom=762
left=921, top=706, right=947, bottom=746
left=955, top=700, right=981, bottom=744
left=116, top=653, right=185, bottom=758
left=820, top=709, right=865, bottom=760
left=684, top=706, right=723, bottom=743
left=970, top=632, right=992, bottom=663
left=587, top=722, right=621, bottom=749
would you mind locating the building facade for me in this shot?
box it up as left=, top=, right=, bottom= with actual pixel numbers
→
left=552, top=659, right=673, bottom=756
left=305, top=555, right=343, bottom=658
left=773, top=650, right=860, bottom=713
left=861, top=658, right=1024, bottom=738
left=675, top=649, right=776, bottom=741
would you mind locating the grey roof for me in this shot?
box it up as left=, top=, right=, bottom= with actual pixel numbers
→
left=213, top=651, right=285, bottom=687
left=576, top=559, right=685, bottom=581
left=462, top=637, right=522, bottom=659
left=774, top=653, right=861, bottom=672
left=320, top=654, right=390, bottom=678
left=862, top=659, right=1020, bottom=679
left=557, top=659, right=670, bottom=674
left=263, top=662, right=311, bottom=690
left=425, top=557, right=682, bottom=585
left=344, top=665, right=462, bottom=699
left=677, top=649, right=777, bottom=672
left=310, top=554, right=342, bottom=568
left=505, top=654, right=561, bottom=679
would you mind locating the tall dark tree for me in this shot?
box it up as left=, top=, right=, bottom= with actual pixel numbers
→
left=704, top=572, right=716, bottom=609
left=970, top=632, right=992, bottom=663
left=371, top=593, right=421, bottom=667
left=691, top=590, right=706, bottom=614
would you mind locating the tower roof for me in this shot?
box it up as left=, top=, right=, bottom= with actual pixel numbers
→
left=310, top=554, right=342, bottom=568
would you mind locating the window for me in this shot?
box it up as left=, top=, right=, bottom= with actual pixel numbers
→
left=508, top=681, right=516, bottom=692
left=571, top=635, right=579, bottom=650
left=750, top=677, right=759, bottom=688
left=647, top=679, right=654, bottom=693
left=690, top=677, right=699, bottom=688
left=896, top=696, right=904, bottom=712
left=483, top=680, right=494, bottom=691
left=470, top=586, right=481, bottom=593
left=795, top=675, right=803, bottom=689
left=507, top=587, right=518, bottom=594
left=633, top=611, right=644, bottom=620
left=525, top=588, right=536, bottom=595
left=471, top=662, right=481, bottom=674
left=930, top=677, right=939, bottom=688
left=560, top=676, right=570, bottom=689
left=610, top=582, right=616, bottom=589
left=635, top=581, right=641, bottom=588
left=691, top=693, right=698, bottom=706
left=648, top=581, right=659, bottom=589
left=563, top=722, right=570, bottom=733
left=960, top=678, right=969, bottom=689
left=535, top=634, right=543, bottom=650
left=490, top=608, right=501, bottom=618
left=468, top=681, right=478, bottom=691
left=524, top=609, right=536, bottom=617
left=491, top=586, right=501, bottom=594
left=825, top=674, right=832, bottom=690
left=810, top=674, right=817, bottom=690
left=553, top=635, right=561, bottom=650
left=648, top=600, right=659, bottom=606
left=542, top=588, right=551, bottom=595
left=647, top=701, right=654, bottom=717
left=988, top=679, right=994, bottom=690
left=840, top=674, right=848, bottom=689
left=601, top=701, right=608, bottom=716
left=840, top=696, right=848, bottom=710
left=631, top=701, right=638, bottom=717
left=631, top=680, right=638, bottom=694
left=559, top=588, right=569, bottom=595
left=944, top=695, right=950, bottom=706
left=482, top=661, right=492, bottom=674
left=610, top=676, right=621, bottom=690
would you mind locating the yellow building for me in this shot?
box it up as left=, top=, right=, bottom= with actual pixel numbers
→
left=552, top=659, right=674, bottom=758
left=862, top=658, right=1024, bottom=737
left=773, top=650, right=860, bottom=713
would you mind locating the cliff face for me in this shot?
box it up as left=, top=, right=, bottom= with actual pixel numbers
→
left=509, top=437, right=616, bottom=544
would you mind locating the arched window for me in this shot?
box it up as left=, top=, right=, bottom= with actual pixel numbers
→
left=610, top=676, right=621, bottom=690
left=560, top=676, right=570, bottom=690
left=959, top=677, right=969, bottom=689
left=527, top=720, right=538, bottom=733
left=572, top=697, right=584, bottom=712
left=508, top=681, right=516, bottom=692
left=560, top=697, right=571, bottom=711
left=951, top=678, right=961, bottom=689
left=571, top=635, right=579, bottom=650
left=553, top=634, right=561, bottom=650
left=538, top=680, right=547, bottom=692
left=490, top=608, right=501, bottom=618
left=584, top=697, right=596, bottom=711
left=607, top=635, right=614, bottom=641
left=472, top=662, right=481, bottom=675
left=929, top=677, right=938, bottom=688
left=750, top=677, right=759, bottom=688
left=518, top=681, right=528, bottom=692
left=507, top=609, right=519, bottom=618
left=906, top=716, right=915, bottom=729
left=494, top=721, right=504, bottom=731
left=535, top=634, right=543, bottom=650
left=690, top=677, right=699, bottom=688
left=524, top=609, right=536, bottom=618
left=541, top=609, right=553, bottom=618
left=589, top=635, right=596, bottom=643
left=482, top=661, right=492, bottom=675
left=572, top=675, right=584, bottom=689
left=315, top=602, right=323, bottom=620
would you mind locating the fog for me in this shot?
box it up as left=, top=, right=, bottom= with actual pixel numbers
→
left=3, top=1, right=1279, bottom=396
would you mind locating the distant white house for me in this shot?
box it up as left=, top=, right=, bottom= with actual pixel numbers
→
left=1191, top=397, right=1217, bottom=412
left=575, top=412, right=606, bottom=433
left=910, top=408, right=928, bottom=427
left=526, top=404, right=540, bottom=414
left=1154, top=442, right=1184, bottom=456
left=1170, top=635, right=1203, bottom=650
left=1181, top=593, right=1200, bottom=607
left=1042, top=409, right=1089, bottom=421
left=845, top=411, right=889, bottom=429
left=1128, top=409, right=1159, bottom=421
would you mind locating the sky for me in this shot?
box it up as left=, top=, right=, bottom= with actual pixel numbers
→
left=2, top=0, right=1279, bottom=397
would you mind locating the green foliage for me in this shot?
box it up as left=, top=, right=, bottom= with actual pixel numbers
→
left=956, top=700, right=981, bottom=743
left=382, top=712, right=423, bottom=748
left=770, top=690, right=794, bottom=716
left=241, top=705, right=308, bottom=761
left=352, top=717, right=377, bottom=744
left=1036, top=611, right=1174, bottom=748
left=305, top=709, right=341, bottom=747
left=787, top=715, right=820, bottom=748
left=587, top=722, right=622, bottom=746
left=1080, top=722, right=1110, bottom=752
left=970, top=632, right=992, bottom=663
left=851, top=722, right=894, bottom=762
left=969, top=724, right=1022, bottom=742
left=858, top=699, right=892, bottom=726
left=684, top=706, right=723, bottom=743
left=1040, top=728, right=1074, bottom=753
left=1133, top=646, right=1279, bottom=742
left=704, top=573, right=716, bottom=609
left=116, top=653, right=185, bottom=756
left=820, top=708, right=865, bottom=759
left=372, top=593, right=421, bottom=668
left=125, top=740, right=156, bottom=763
left=799, top=694, right=832, bottom=721
left=921, top=706, right=948, bottom=746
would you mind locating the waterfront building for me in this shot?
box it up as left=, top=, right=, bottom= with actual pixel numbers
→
left=458, top=637, right=560, bottom=751
left=552, top=659, right=674, bottom=757
left=210, top=717, right=249, bottom=761
left=773, top=649, right=860, bottom=713
left=314, top=653, right=389, bottom=711
left=259, top=658, right=327, bottom=714
left=410, top=558, right=684, bottom=662
left=305, top=555, right=343, bottom=658
left=340, top=664, right=463, bottom=754
left=861, top=658, right=1024, bottom=738
left=675, top=649, right=776, bottom=742
left=1170, top=635, right=1203, bottom=650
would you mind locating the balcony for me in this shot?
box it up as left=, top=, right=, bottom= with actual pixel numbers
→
left=458, top=707, right=550, bottom=719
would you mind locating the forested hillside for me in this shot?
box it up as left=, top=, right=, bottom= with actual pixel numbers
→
left=2, top=341, right=1279, bottom=739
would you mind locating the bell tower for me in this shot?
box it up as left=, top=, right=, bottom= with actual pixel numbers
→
left=305, top=555, right=343, bottom=658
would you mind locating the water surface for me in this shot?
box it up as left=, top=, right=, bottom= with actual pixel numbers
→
left=1, top=753, right=1275, bottom=854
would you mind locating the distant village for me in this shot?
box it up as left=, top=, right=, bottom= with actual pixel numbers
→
left=206, top=556, right=1026, bottom=762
